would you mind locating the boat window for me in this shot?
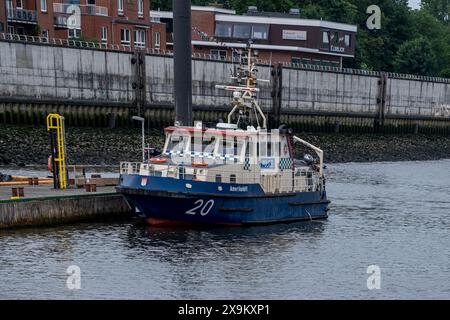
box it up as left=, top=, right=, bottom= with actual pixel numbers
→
left=203, top=136, right=216, bottom=154
left=215, top=174, right=222, bottom=183
left=190, top=134, right=217, bottom=155
left=267, top=141, right=272, bottom=157
left=245, top=138, right=250, bottom=157
left=219, top=136, right=244, bottom=162
left=259, top=138, right=267, bottom=157
left=179, top=166, right=185, bottom=179
left=230, top=174, right=236, bottom=184
left=166, top=134, right=188, bottom=154
left=154, top=170, right=162, bottom=177
left=258, top=133, right=279, bottom=157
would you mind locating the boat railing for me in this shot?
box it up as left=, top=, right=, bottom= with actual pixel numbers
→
left=120, top=162, right=141, bottom=175
left=120, top=162, right=324, bottom=193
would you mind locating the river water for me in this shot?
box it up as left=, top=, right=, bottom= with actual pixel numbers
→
left=0, top=160, right=449, bottom=299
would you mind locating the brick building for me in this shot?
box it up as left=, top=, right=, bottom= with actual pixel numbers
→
left=0, top=0, right=166, bottom=50
left=151, top=5, right=357, bottom=67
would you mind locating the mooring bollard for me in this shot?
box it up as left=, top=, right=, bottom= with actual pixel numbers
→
left=33, top=177, right=39, bottom=185
left=28, top=177, right=33, bottom=185
left=85, top=184, right=91, bottom=192
left=12, top=187, right=18, bottom=197
left=18, top=187, right=24, bottom=197
left=91, top=184, right=97, bottom=192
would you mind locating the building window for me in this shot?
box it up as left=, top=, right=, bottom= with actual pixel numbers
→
left=153, top=31, right=160, bottom=48
left=8, top=26, right=14, bottom=34
left=215, top=23, right=232, bottom=38
left=292, top=57, right=301, bottom=65
left=6, top=1, right=13, bottom=18
left=101, top=26, right=107, bottom=43
left=42, top=29, right=49, bottom=41
left=87, top=0, right=95, bottom=4
left=333, top=31, right=339, bottom=44
left=17, top=26, right=24, bottom=35
left=0, top=22, right=3, bottom=32
left=344, top=34, right=351, bottom=47
left=68, top=28, right=81, bottom=39
left=134, top=30, right=145, bottom=48
left=322, top=31, right=329, bottom=44
left=117, top=0, right=124, bottom=15
left=252, top=25, right=269, bottom=40
left=292, top=57, right=313, bottom=66
left=233, top=24, right=251, bottom=39
left=138, top=0, right=144, bottom=17
left=211, top=49, right=227, bottom=61
left=40, top=0, right=47, bottom=12
left=120, top=28, right=130, bottom=45
left=16, top=0, right=22, bottom=9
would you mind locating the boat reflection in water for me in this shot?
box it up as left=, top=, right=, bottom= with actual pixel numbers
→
left=125, top=220, right=327, bottom=260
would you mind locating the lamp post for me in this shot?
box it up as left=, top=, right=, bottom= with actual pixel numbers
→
left=132, top=116, right=145, bottom=162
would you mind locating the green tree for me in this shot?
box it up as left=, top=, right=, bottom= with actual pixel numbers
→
left=393, top=37, right=436, bottom=75
left=151, top=0, right=172, bottom=11
left=421, top=0, right=450, bottom=22
left=410, top=10, right=450, bottom=76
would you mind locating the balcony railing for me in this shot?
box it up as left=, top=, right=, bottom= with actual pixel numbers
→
left=7, top=9, right=37, bottom=23
left=53, top=3, right=108, bottom=16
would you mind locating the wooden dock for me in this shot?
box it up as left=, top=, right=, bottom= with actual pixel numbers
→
left=0, top=185, right=132, bottom=229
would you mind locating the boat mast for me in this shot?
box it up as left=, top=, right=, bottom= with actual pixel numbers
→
left=215, top=43, right=267, bottom=129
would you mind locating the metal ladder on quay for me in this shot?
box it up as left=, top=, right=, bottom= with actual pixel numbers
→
left=46, top=113, right=67, bottom=189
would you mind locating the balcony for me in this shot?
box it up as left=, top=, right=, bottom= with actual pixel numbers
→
left=53, top=3, right=108, bottom=16
left=7, top=9, right=37, bottom=24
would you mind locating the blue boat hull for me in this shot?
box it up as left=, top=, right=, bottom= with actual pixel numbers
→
left=117, top=174, right=329, bottom=226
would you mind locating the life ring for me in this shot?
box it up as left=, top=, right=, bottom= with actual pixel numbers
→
left=192, top=162, right=208, bottom=167
left=47, top=155, right=53, bottom=172
left=150, top=157, right=167, bottom=163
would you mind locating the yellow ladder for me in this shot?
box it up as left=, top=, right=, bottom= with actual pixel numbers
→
left=46, top=113, right=67, bottom=189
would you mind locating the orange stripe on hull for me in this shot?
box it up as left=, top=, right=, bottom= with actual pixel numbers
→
left=145, top=217, right=241, bottom=227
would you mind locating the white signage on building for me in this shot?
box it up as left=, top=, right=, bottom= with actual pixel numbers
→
left=282, top=30, right=307, bottom=41
left=330, top=45, right=345, bottom=52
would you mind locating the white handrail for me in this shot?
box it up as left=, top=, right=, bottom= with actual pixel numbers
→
left=119, top=161, right=323, bottom=193
left=293, top=136, right=324, bottom=177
